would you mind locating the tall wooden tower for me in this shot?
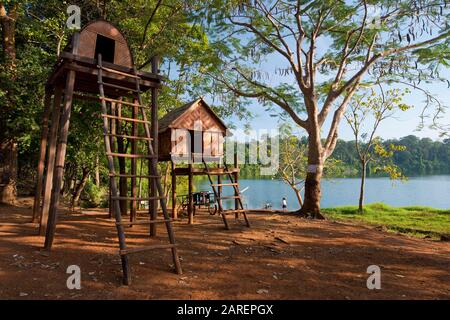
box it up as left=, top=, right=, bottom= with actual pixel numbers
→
left=32, top=20, right=182, bottom=285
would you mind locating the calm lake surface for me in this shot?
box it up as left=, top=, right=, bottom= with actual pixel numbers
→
left=195, top=175, right=450, bottom=210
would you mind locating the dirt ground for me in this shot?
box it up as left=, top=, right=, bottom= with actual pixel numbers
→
left=0, top=197, right=449, bottom=300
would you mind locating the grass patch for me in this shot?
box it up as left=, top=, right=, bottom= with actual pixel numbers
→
left=322, top=203, right=450, bottom=239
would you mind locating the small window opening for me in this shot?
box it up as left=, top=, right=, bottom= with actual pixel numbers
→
left=95, top=35, right=115, bottom=63
left=190, top=130, right=203, bottom=155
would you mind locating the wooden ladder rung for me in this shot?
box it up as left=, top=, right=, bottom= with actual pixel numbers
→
left=221, top=209, right=247, bottom=215
left=99, top=65, right=141, bottom=79
left=111, top=196, right=164, bottom=201
left=99, top=97, right=140, bottom=107
left=106, top=133, right=152, bottom=141
left=102, top=114, right=150, bottom=124
left=210, top=183, right=238, bottom=187
left=116, top=219, right=172, bottom=226
left=100, top=81, right=139, bottom=93
left=106, top=153, right=157, bottom=159
left=109, top=173, right=160, bottom=179
left=120, top=244, right=177, bottom=256
left=135, top=210, right=157, bottom=214
left=217, top=195, right=241, bottom=200
left=204, top=171, right=235, bottom=175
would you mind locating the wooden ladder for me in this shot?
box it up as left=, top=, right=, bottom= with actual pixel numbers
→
left=97, top=54, right=182, bottom=285
left=202, top=160, right=250, bottom=229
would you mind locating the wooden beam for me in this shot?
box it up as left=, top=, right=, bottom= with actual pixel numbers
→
left=130, top=99, right=138, bottom=223
left=39, top=86, right=63, bottom=236
left=188, top=163, right=193, bottom=224
left=234, top=152, right=239, bottom=216
left=32, top=89, right=53, bottom=223
left=173, top=167, right=240, bottom=176
left=217, top=163, right=222, bottom=212
left=108, top=101, right=116, bottom=219
left=44, top=69, right=76, bottom=250
left=171, top=161, right=177, bottom=219
left=149, top=57, right=159, bottom=236
left=59, top=51, right=164, bottom=82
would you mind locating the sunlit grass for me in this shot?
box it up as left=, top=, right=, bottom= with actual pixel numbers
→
left=323, top=203, right=450, bottom=239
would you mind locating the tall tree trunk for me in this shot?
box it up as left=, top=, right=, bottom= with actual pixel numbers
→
left=358, top=160, right=367, bottom=213
left=0, top=139, right=17, bottom=204
left=297, top=133, right=325, bottom=219
left=0, top=3, right=18, bottom=205
left=0, top=2, right=17, bottom=65
left=162, top=162, right=170, bottom=203
left=94, top=154, right=100, bottom=187
left=71, top=168, right=90, bottom=210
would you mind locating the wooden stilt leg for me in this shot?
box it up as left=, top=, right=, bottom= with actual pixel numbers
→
left=43, top=70, right=76, bottom=250
left=188, top=164, right=193, bottom=224
left=234, top=153, right=239, bottom=219
left=149, top=63, right=158, bottom=236
left=130, top=99, right=137, bottom=223
left=171, top=161, right=177, bottom=219
left=32, top=89, right=53, bottom=223
left=217, top=163, right=222, bottom=211
left=39, top=86, right=63, bottom=236
left=108, top=102, right=116, bottom=219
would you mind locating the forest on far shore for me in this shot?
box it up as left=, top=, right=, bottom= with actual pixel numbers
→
left=239, top=135, right=450, bottom=179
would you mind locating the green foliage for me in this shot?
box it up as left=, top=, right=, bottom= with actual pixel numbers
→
left=82, top=180, right=108, bottom=208
left=1, top=0, right=236, bottom=197
left=197, top=0, right=449, bottom=131
left=333, top=136, right=450, bottom=176
left=345, top=87, right=411, bottom=185
left=323, top=203, right=450, bottom=239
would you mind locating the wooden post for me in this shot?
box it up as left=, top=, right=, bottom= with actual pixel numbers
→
left=171, top=161, right=177, bottom=219
left=43, top=30, right=79, bottom=248
left=130, top=98, right=138, bottom=222
left=39, top=86, right=63, bottom=236
left=44, top=69, right=76, bottom=250
left=234, top=152, right=239, bottom=217
left=32, top=89, right=53, bottom=223
left=217, top=163, right=222, bottom=211
left=116, top=99, right=128, bottom=216
left=108, top=101, right=116, bottom=219
left=149, top=56, right=159, bottom=236
left=188, top=164, right=193, bottom=224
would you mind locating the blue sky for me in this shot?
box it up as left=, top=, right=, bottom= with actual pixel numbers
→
left=207, top=4, right=450, bottom=142
left=220, top=42, right=450, bottom=142
left=226, top=78, right=449, bottom=141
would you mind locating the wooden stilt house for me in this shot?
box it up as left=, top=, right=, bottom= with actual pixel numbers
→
left=158, top=98, right=250, bottom=229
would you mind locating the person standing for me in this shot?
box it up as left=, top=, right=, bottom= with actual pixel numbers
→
left=282, top=197, right=287, bottom=211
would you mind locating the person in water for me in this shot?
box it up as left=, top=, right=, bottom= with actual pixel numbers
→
left=282, top=197, right=287, bottom=211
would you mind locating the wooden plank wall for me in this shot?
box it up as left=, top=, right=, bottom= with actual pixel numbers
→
left=77, top=21, right=132, bottom=68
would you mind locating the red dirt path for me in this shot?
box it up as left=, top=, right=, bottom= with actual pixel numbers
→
left=0, top=197, right=449, bottom=299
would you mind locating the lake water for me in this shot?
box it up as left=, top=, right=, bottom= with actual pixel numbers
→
left=195, top=175, right=450, bottom=210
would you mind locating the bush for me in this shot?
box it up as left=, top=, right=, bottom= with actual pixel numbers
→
left=81, top=181, right=108, bottom=208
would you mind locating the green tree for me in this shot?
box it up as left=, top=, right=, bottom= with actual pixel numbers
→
left=345, top=86, right=410, bottom=211
left=199, top=0, right=449, bottom=217
left=276, top=124, right=345, bottom=212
